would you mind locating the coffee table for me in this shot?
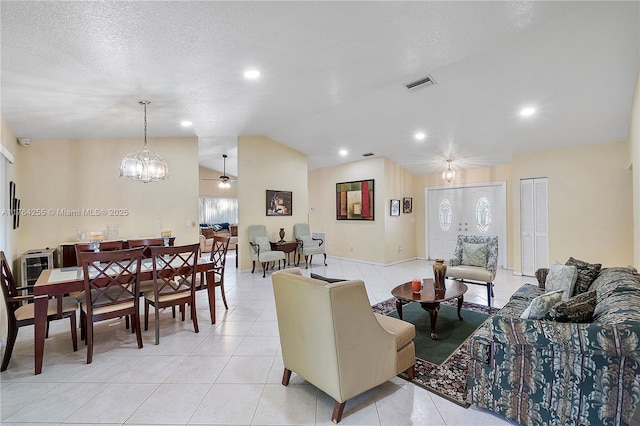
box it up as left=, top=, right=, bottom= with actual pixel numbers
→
left=391, top=279, right=468, bottom=340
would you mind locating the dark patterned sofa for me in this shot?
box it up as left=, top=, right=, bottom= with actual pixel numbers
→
left=467, top=266, right=640, bottom=425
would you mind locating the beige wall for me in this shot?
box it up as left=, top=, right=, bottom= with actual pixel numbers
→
left=383, top=157, right=417, bottom=263
left=512, top=140, right=633, bottom=271
left=237, top=136, right=308, bottom=271
left=630, top=70, right=640, bottom=269
left=199, top=166, right=238, bottom=198
left=14, top=136, right=200, bottom=258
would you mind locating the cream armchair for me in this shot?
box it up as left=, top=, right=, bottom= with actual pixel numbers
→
left=272, top=268, right=415, bottom=423
left=248, top=225, right=286, bottom=277
left=293, top=223, right=327, bottom=268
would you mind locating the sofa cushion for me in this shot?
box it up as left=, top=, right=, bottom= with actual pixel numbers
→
left=546, top=290, right=597, bottom=323
left=520, top=289, right=564, bottom=319
left=565, top=257, right=601, bottom=296
left=545, top=261, right=577, bottom=301
left=462, top=242, right=487, bottom=267
left=310, top=273, right=344, bottom=283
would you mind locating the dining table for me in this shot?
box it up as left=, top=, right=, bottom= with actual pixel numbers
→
left=32, top=256, right=217, bottom=375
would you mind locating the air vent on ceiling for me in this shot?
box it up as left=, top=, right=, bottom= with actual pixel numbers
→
left=362, top=152, right=374, bottom=157
left=405, top=74, right=436, bottom=91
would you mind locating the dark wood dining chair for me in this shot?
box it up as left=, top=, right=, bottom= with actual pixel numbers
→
left=200, top=235, right=230, bottom=324
left=79, top=247, right=144, bottom=364
left=0, top=250, right=78, bottom=371
left=144, top=243, right=200, bottom=345
left=127, top=238, right=165, bottom=294
left=74, top=240, right=124, bottom=266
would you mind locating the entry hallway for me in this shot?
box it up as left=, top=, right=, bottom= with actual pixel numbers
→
left=1, top=257, right=526, bottom=425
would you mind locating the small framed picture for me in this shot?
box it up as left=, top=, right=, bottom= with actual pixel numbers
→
left=390, top=199, right=400, bottom=216
left=403, top=197, right=413, bottom=214
left=266, top=190, right=292, bottom=216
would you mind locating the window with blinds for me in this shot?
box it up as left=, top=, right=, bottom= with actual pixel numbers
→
left=199, top=197, right=238, bottom=225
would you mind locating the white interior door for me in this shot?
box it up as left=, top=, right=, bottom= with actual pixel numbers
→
left=426, top=182, right=507, bottom=267
left=520, top=178, right=549, bottom=276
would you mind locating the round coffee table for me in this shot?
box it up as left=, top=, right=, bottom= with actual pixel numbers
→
left=391, top=279, right=468, bottom=340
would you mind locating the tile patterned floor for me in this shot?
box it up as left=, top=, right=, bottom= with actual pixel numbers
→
left=0, top=257, right=529, bottom=425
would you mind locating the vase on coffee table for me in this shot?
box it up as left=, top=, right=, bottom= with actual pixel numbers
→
left=433, top=259, right=447, bottom=290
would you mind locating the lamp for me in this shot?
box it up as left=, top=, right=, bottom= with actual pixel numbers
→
left=120, top=100, right=169, bottom=183
left=442, top=160, right=456, bottom=183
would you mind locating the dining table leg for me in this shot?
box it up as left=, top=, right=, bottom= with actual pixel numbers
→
left=206, top=270, right=216, bottom=324
left=34, top=294, right=48, bottom=375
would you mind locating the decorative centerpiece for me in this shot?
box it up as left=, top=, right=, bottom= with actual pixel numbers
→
left=433, top=259, right=447, bottom=291
left=89, top=232, right=103, bottom=252
left=161, top=228, right=171, bottom=246
left=279, top=227, right=285, bottom=242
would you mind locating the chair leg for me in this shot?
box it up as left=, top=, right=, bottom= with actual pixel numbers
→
left=252, top=261, right=256, bottom=273
left=262, top=262, right=267, bottom=278
left=332, top=401, right=347, bottom=424
left=86, top=321, right=94, bottom=364
left=309, top=255, right=313, bottom=268
left=191, top=300, right=199, bottom=334
left=69, top=312, right=78, bottom=352
left=282, top=368, right=292, bottom=386
left=181, top=304, right=186, bottom=321
left=80, top=310, right=86, bottom=342
left=45, top=320, right=50, bottom=338
left=487, top=283, right=492, bottom=307
left=133, top=312, right=143, bottom=349
left=142, top=300, right=147, bottom=331
left=406, top=365, right=415, bottom=380
left=155, top=305, right=160, bottom=345
left=219, top=282, right=229, bottom=309
left=1, top=322, right=19, bottom=372
left=304, top=255, right=309, bottom=269
left=323, top=253, right=327, bottom=266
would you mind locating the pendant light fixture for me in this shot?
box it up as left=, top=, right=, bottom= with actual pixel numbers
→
left=218, top=154, right=231, bottom=188
left=120, top=100, right=169, bottom=183
left=442, top=160, right=456, bottom=183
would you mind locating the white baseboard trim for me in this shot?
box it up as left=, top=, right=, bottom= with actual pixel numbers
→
left=325, top=256, right=420, bottom=267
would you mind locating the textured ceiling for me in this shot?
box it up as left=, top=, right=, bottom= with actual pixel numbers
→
left=1, top=1, right=639, bottom=177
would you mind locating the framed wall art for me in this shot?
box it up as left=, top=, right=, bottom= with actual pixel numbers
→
left=403, top=197, right=413, bottom=214
left=390, top=199, right=400, bottom=216
left=336, top=179, right=374, bottom=220
left=266, top=190, right=292, bottom=216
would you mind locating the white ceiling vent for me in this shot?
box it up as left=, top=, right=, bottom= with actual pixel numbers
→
left=405, top=74, right=436, bottom=91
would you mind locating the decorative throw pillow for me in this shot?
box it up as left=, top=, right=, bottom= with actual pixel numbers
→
left=565, top=257, right=601, bottom=296
left=546, top=290, right=597, bottom=323
left=212, top=224, right=223, bottom=232
left=520, top=290, right=564, bottom=320
left=545, top=261, right=578, bottom=301
left=254, top=236, right=271, bottom=253
left=310, top=273, right=345, bottom=283
left=461, top=242, right=488, bottom=267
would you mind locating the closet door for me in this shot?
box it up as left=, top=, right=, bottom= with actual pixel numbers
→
left=521, top=178, right=549, bottom=276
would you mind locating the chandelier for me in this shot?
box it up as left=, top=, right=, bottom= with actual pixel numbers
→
left=219, top=154, right=231, bottom=188
left=442, top=160, right=456, bottom=183
left=120, top=100, right=169, bottom=183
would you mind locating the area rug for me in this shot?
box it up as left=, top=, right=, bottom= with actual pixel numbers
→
left=372, top=298, right=497, bottom=407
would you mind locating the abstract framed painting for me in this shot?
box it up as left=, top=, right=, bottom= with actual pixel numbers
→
left=336, top=179, right=374, bottom=220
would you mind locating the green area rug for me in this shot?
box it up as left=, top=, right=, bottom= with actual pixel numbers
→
left=372, top=298, right=496, bottom=407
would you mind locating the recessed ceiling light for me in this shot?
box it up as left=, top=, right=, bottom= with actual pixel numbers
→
left=180, top=120, right=192, bottom=127
left=339, top=149, right=348, bottom=156
left=244, top=69, right=260, bottom=79
left=414, top=132, right=426, bottom=141
left=520, top=107, right=536, bottom=117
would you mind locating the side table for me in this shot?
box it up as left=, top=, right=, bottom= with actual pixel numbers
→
left=270, top=241, right=299, bottom=266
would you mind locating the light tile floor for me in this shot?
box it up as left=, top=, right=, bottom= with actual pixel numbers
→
left=0, top=257, right=530, bottom=425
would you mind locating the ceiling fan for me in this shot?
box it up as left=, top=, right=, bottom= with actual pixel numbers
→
left=202, top=154, right=237, bottom=188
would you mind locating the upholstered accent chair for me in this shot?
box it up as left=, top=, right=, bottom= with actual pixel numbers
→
left=272, top=268, right=415, bottom=423
left=446, top=234, right=499, bottom=307
left=248, top=225, right=285, bottom=277
left=293, top=223, right=327, bottom=269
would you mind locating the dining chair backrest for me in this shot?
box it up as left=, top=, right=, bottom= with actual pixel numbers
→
left=79, top=247, right=144, bottom=312
left=149, top=243, right=200, bottom=299
left=127, top=238, right=164, bottom=258
left=74, top=240, right=124, bottom=266
left=0, top=251, right=21, bottom=316
left=210, top=236, right=230, bottom=269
